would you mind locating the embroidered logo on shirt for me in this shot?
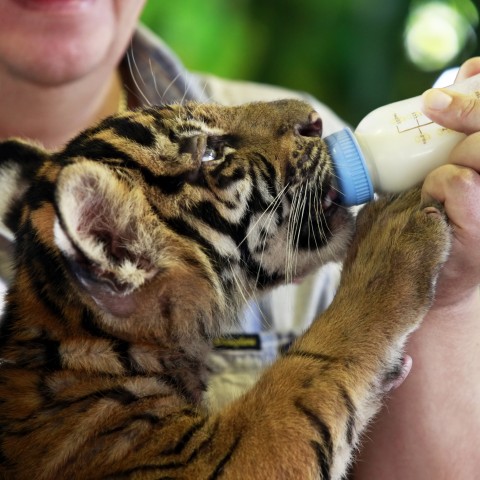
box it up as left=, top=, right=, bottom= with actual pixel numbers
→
left=213, top=334, right=262, bottom=350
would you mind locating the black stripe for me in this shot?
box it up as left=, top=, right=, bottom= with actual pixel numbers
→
left=0, top=446, right=13, bottom=469
left=0, top=300, right=17, bottom=348
left=4, top=420, right=43, bottom=437
left=23, top=177, right=56, bottom=211
left=105, top=146, right=186, bottom=194
left=209, top=154, right=247, bottom=190
left=184, top=419, right=220, bottom=464
left=2, top=336, right=62, bottom=370
left=190, top=201, right=242, bottom=240
left=0, top=140, right=47, bottom=169
left=42, top=337, right=62, bottom=370
left=186, top=198, right=282, bottom=289
left=5, top=228, right=71, bottom=342
left=310, top=440, right=331, bottom=480
left=7, top=385, right=140, bottom=432
left=253, top=152, right=278, bottom=197
left=78, top=309, right=149, bottom=374
left=131, top=159, right=187, bottom=195
left=99, top=413, right=161, bottom=437
left=103, top=388, right=138, bottom=405
left=163, top=216, right=226, bottom=275
left=156, top=370, right=196, bottom=405
left=78, top=313, right=142, bottom=376
left=61, top=138, right=135, bottom=164
left=295, top=399, right=333, bottom=466
left=298, top=142, right=315, bottom=170
left=145, top=105, right=175, bottom=123
left=3, top=200, right=25, bottom=236
left=248, top=186, right=277, bottom=218
left=62, top=138, right=186, bottom=195
left=259, top=155, right=277, bottom=185
left=148, top=198, right=218, bottom=287
left=179, top=252, right=217, bottom=288
left=340, top=387, right=356, bottom=445
left=58, top=387, right=139, bottom=410
left=81, top=307, right=114, bottom=339
left=161, top=418, right=207, bottom=456
left=208, top=435, right=241, bottom=480
left=214, top=166, right=246, bottom=190
left=60, top=138, right=180, bottom=193
left=166, top=200, right=276, bottom=287
left=103, top=117, right=156, bottom=147
left=19, top=222, right=70, bottom=298
left=111, top=340, right=134, bottom=374
left=247, top=160, right=279, bottom=216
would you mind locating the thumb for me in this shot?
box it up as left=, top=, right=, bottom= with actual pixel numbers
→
left=421, top=87, right=480, bottom=135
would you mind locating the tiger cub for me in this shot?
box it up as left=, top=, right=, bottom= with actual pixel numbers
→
left=0, top=100, right=450, bottom=479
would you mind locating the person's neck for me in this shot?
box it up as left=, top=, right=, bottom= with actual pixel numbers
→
left=0, top=66, right=125, bottom=150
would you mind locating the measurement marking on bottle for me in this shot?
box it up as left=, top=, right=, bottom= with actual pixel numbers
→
left=394, top=112, right=433, bottom=144
left=394, top=112, right=434, bottom=133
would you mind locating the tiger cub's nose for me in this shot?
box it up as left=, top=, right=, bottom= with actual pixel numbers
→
left=296, top=111, right=323, bottom=138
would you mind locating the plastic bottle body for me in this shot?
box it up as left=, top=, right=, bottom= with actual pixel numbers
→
left=355, top=98, right=466, bottom=193
left=325, top=73, right=480, bottom=206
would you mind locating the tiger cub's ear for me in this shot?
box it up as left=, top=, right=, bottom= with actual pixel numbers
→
left=0, top=139, right=49, bottom=240
left=53, top=161, right=160, bottom=316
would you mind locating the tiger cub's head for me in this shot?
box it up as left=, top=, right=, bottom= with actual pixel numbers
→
left=0, top=100, right=353, bottom=339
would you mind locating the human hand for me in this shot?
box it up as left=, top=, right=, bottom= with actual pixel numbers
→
left=420, top=57, right=480, bottom=308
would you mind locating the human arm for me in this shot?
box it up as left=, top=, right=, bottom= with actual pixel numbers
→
left=352, top=58, right=480, bottom=479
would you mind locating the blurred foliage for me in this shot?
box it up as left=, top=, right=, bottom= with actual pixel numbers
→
left=141, top=0, right=479, bottom=125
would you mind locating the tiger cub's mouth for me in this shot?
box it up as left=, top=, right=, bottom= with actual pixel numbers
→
left=322, top=187, right=339, bottom=216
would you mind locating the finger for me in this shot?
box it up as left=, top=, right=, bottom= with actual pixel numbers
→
left=421, top=88, right=480, bottom=135
left=455, top=57, right=480, bottom=82
left=422, top=164, right=480, bottom=229
left=448, top=131, right=480, bottom=170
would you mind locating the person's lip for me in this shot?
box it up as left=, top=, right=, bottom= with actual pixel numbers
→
left=12, top=0, right=94, bottom=13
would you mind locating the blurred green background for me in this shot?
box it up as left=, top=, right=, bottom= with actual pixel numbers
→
left=141, top=0, right=479, bottom=126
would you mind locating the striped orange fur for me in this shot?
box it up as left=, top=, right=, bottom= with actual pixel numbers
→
left=0, top=100, right=450, bottom=479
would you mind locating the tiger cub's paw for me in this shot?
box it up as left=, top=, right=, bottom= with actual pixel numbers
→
left=342, top=187, right=451, bottom=322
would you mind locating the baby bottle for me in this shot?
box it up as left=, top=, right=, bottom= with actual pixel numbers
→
left=324, top=73, right=480, bottom=206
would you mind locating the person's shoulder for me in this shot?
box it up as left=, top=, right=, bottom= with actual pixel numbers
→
left=129, top=25, right=209, bottom=104
left=196, top=73, right=347, bottom=135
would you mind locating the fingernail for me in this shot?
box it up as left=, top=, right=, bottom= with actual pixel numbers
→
left=422, top=89, right=453, bottom=111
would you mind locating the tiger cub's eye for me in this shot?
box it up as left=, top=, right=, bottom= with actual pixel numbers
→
left=202, top=147, right=219, bottom=162
left=202, top=138, right=225, bottom=162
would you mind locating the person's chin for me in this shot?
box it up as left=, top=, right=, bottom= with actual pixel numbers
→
left=0, top=0, right=116, bottom=85
left=9, top=0, right=97, bottom=15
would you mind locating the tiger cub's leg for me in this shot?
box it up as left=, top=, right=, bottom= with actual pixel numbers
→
left=214, top=188, right=450, bottom=479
